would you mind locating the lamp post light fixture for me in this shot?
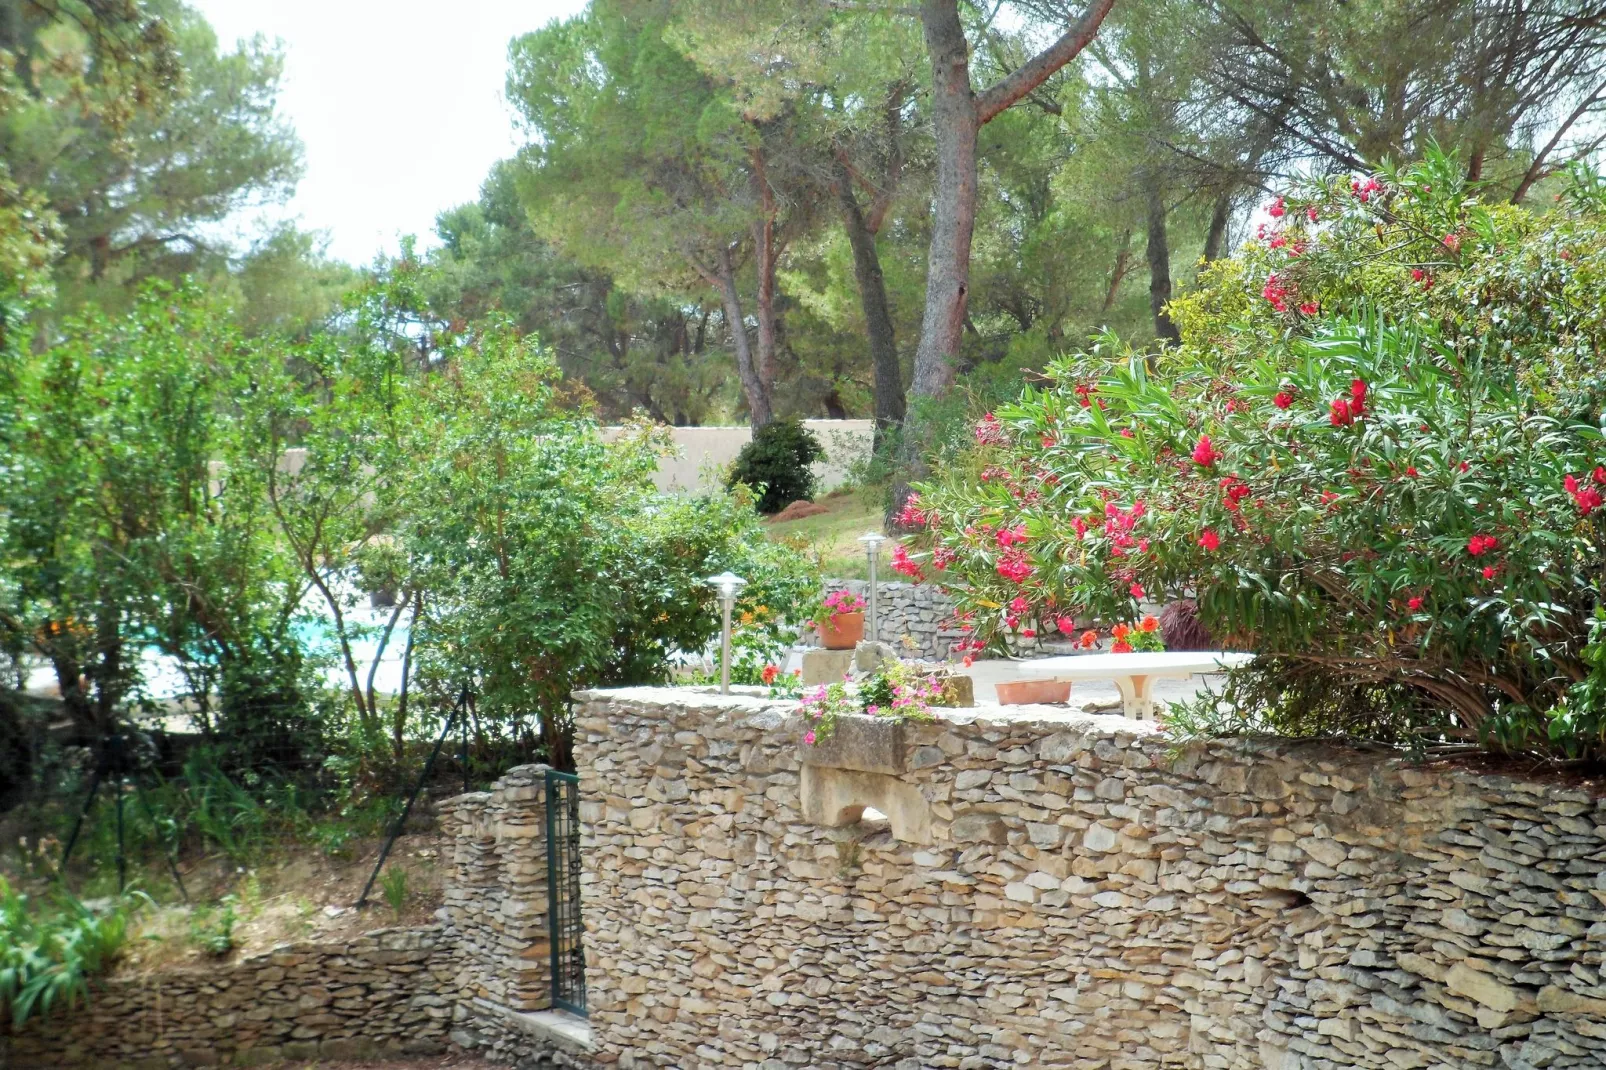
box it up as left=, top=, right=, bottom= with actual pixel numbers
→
left=857, top=532, right=887, bottom=643
left=704, top=571, right=747, bottom=694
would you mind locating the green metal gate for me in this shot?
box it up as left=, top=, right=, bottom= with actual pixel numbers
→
left=545, top=768, right=587, bottom=1016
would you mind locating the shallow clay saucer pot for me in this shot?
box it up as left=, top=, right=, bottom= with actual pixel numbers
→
left=995, top=678, right=1071, bottom=705
left=819, top=611, right=865, bottom=650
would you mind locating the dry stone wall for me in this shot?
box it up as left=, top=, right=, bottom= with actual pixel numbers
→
left=0, top=927, right=453, bottom=1067
left=438, top=765, right=553, bottom=1012
left=574, top=685, right=1606, bottom=1070
left=0, top=767, right=580, bottom=1070
left=826, top=579, right=965, bottom=662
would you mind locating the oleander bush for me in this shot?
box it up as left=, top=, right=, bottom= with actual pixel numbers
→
left=905, top=153, right=1606, bottom=758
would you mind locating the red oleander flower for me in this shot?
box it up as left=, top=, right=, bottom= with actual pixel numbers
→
left=1329, top=398, right=1353, bottom=426
left=1055, top=615, right=1075, bottom=634
left=1483, top=565, right=1497, bottom=580
left=891, top=542, right=925, bottom=581
left=1350, top=379, right=1367, bottom=414
left=996, top=548, right=1033, bottom=583
left=1198, top=529, right=1220, bottom=551
left=1467, top=534, right=1498, bottom=557
left=1192, top=434, right=1220, bottom=467
left=1566, top=473, right=1604, bottom=515
left=1268, top=196, right=1286, bottom=218
left=1407, top=596, right=1423, bottom=611
left=1405, top=467, right=1418, bottom=477
left=1274, top=391, right=1294, bottom=409
left=1299, top=301, right=1319, bottom=316
left=1021, top=628, right=1036, bottom=638
left=1129, top=582, right=1146, bottom=600
left=1444, top=232, right=1461, bottom=252
left=1262, top=274, right=1290, bottom=311
left=895, top=493, right=928, bottom=528
left=1222, top=478, right=1250, bottom=510
left=975, top=413, right=1006, bottom=445
left=1307, top=206, right=1318, bottom=222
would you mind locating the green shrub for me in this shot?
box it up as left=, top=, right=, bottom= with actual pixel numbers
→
left=0, top=878, right=134, bottom=1026
left=729, top=419, right=825, bottom=514
left=188, top=895, right=238, bottom=957
left=379, top=867, right=409, bottom=915
left=401, top=330, right=817, bottom=771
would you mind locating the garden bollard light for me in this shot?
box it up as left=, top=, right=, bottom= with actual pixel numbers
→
left=704, top=571, right=747, bottom=694
left=858, top=532, right=886, bottom=643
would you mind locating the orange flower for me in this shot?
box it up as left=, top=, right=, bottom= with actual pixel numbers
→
left=1111, top=639, right=1133, bottom=654
left=1078, top=629, right=1098, bottom=649
left=1139, top=615, right=1160, bottom=633
left=1111, top=623, right=1131, bottom=641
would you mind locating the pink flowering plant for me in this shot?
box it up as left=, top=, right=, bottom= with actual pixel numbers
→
left=905, top=155, right=1606, bottom=757
left=809, top=588, right=866, bottom=633
left=797, top=660, right=939, bottom=745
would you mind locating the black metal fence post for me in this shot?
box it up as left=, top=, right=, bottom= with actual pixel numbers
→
left=545, top=768, right=586, bottom=1015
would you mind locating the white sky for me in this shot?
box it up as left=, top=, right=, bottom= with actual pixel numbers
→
left=190, top=0, right=589, bottom=266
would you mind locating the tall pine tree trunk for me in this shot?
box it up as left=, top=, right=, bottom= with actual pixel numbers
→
left=834, top=159, right=905, bottom=453
left=1201, top=190, right=1232, bottom=265
left=715, top=246, right=773, bottom=429
left=892, top=0, right=1114, bottom=524
left=1144, top=173, right=1180, bottom=346
left=910, top=0, right=980, bottom=403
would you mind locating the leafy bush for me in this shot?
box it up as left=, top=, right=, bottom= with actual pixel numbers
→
left=0, top=878, right=133, bottom=1026
left=188, top=895, right=238, bottom=957
left=400, top=324, right=817, bottom=770
left=729, top=419, right=825, bottom=514
left=907, top=156, right=1606, bottom=758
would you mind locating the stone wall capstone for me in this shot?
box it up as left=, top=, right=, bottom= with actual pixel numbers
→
left=573, top=685, right=1606, bottom=1069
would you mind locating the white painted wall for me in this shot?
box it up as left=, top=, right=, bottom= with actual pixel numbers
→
left=601, top=420, right=874, bottom=495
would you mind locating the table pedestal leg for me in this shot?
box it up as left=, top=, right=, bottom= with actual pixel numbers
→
left=1114, top=675, right=1156, bottom=719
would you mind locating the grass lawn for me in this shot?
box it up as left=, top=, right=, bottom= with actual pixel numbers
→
left=764, top=488, right=886, bottom=579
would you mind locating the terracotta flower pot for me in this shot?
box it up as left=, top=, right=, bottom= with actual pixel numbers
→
left=819, top=611, right=864, bottom=650
left=995, top=678, right=1071, bottom=705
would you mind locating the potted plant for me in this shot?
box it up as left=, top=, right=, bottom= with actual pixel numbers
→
left=994, top=678, right=1072, bottom=705
left=813, top=589, right=866, bottom=649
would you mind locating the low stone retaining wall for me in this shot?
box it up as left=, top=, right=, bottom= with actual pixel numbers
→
left=573, top=685, right=1606, bottom=1069
left=825, top=578, right=964, bottom=662
left=0, top=927, right=453, bottom=1067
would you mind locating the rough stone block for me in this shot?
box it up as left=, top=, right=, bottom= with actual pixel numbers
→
left=799, top=713, right=905, bottom=775
left=800, top=648, right=854, bottom=686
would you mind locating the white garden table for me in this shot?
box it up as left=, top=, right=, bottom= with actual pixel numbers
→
left=1015, top=651, right=1255, bottom=720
